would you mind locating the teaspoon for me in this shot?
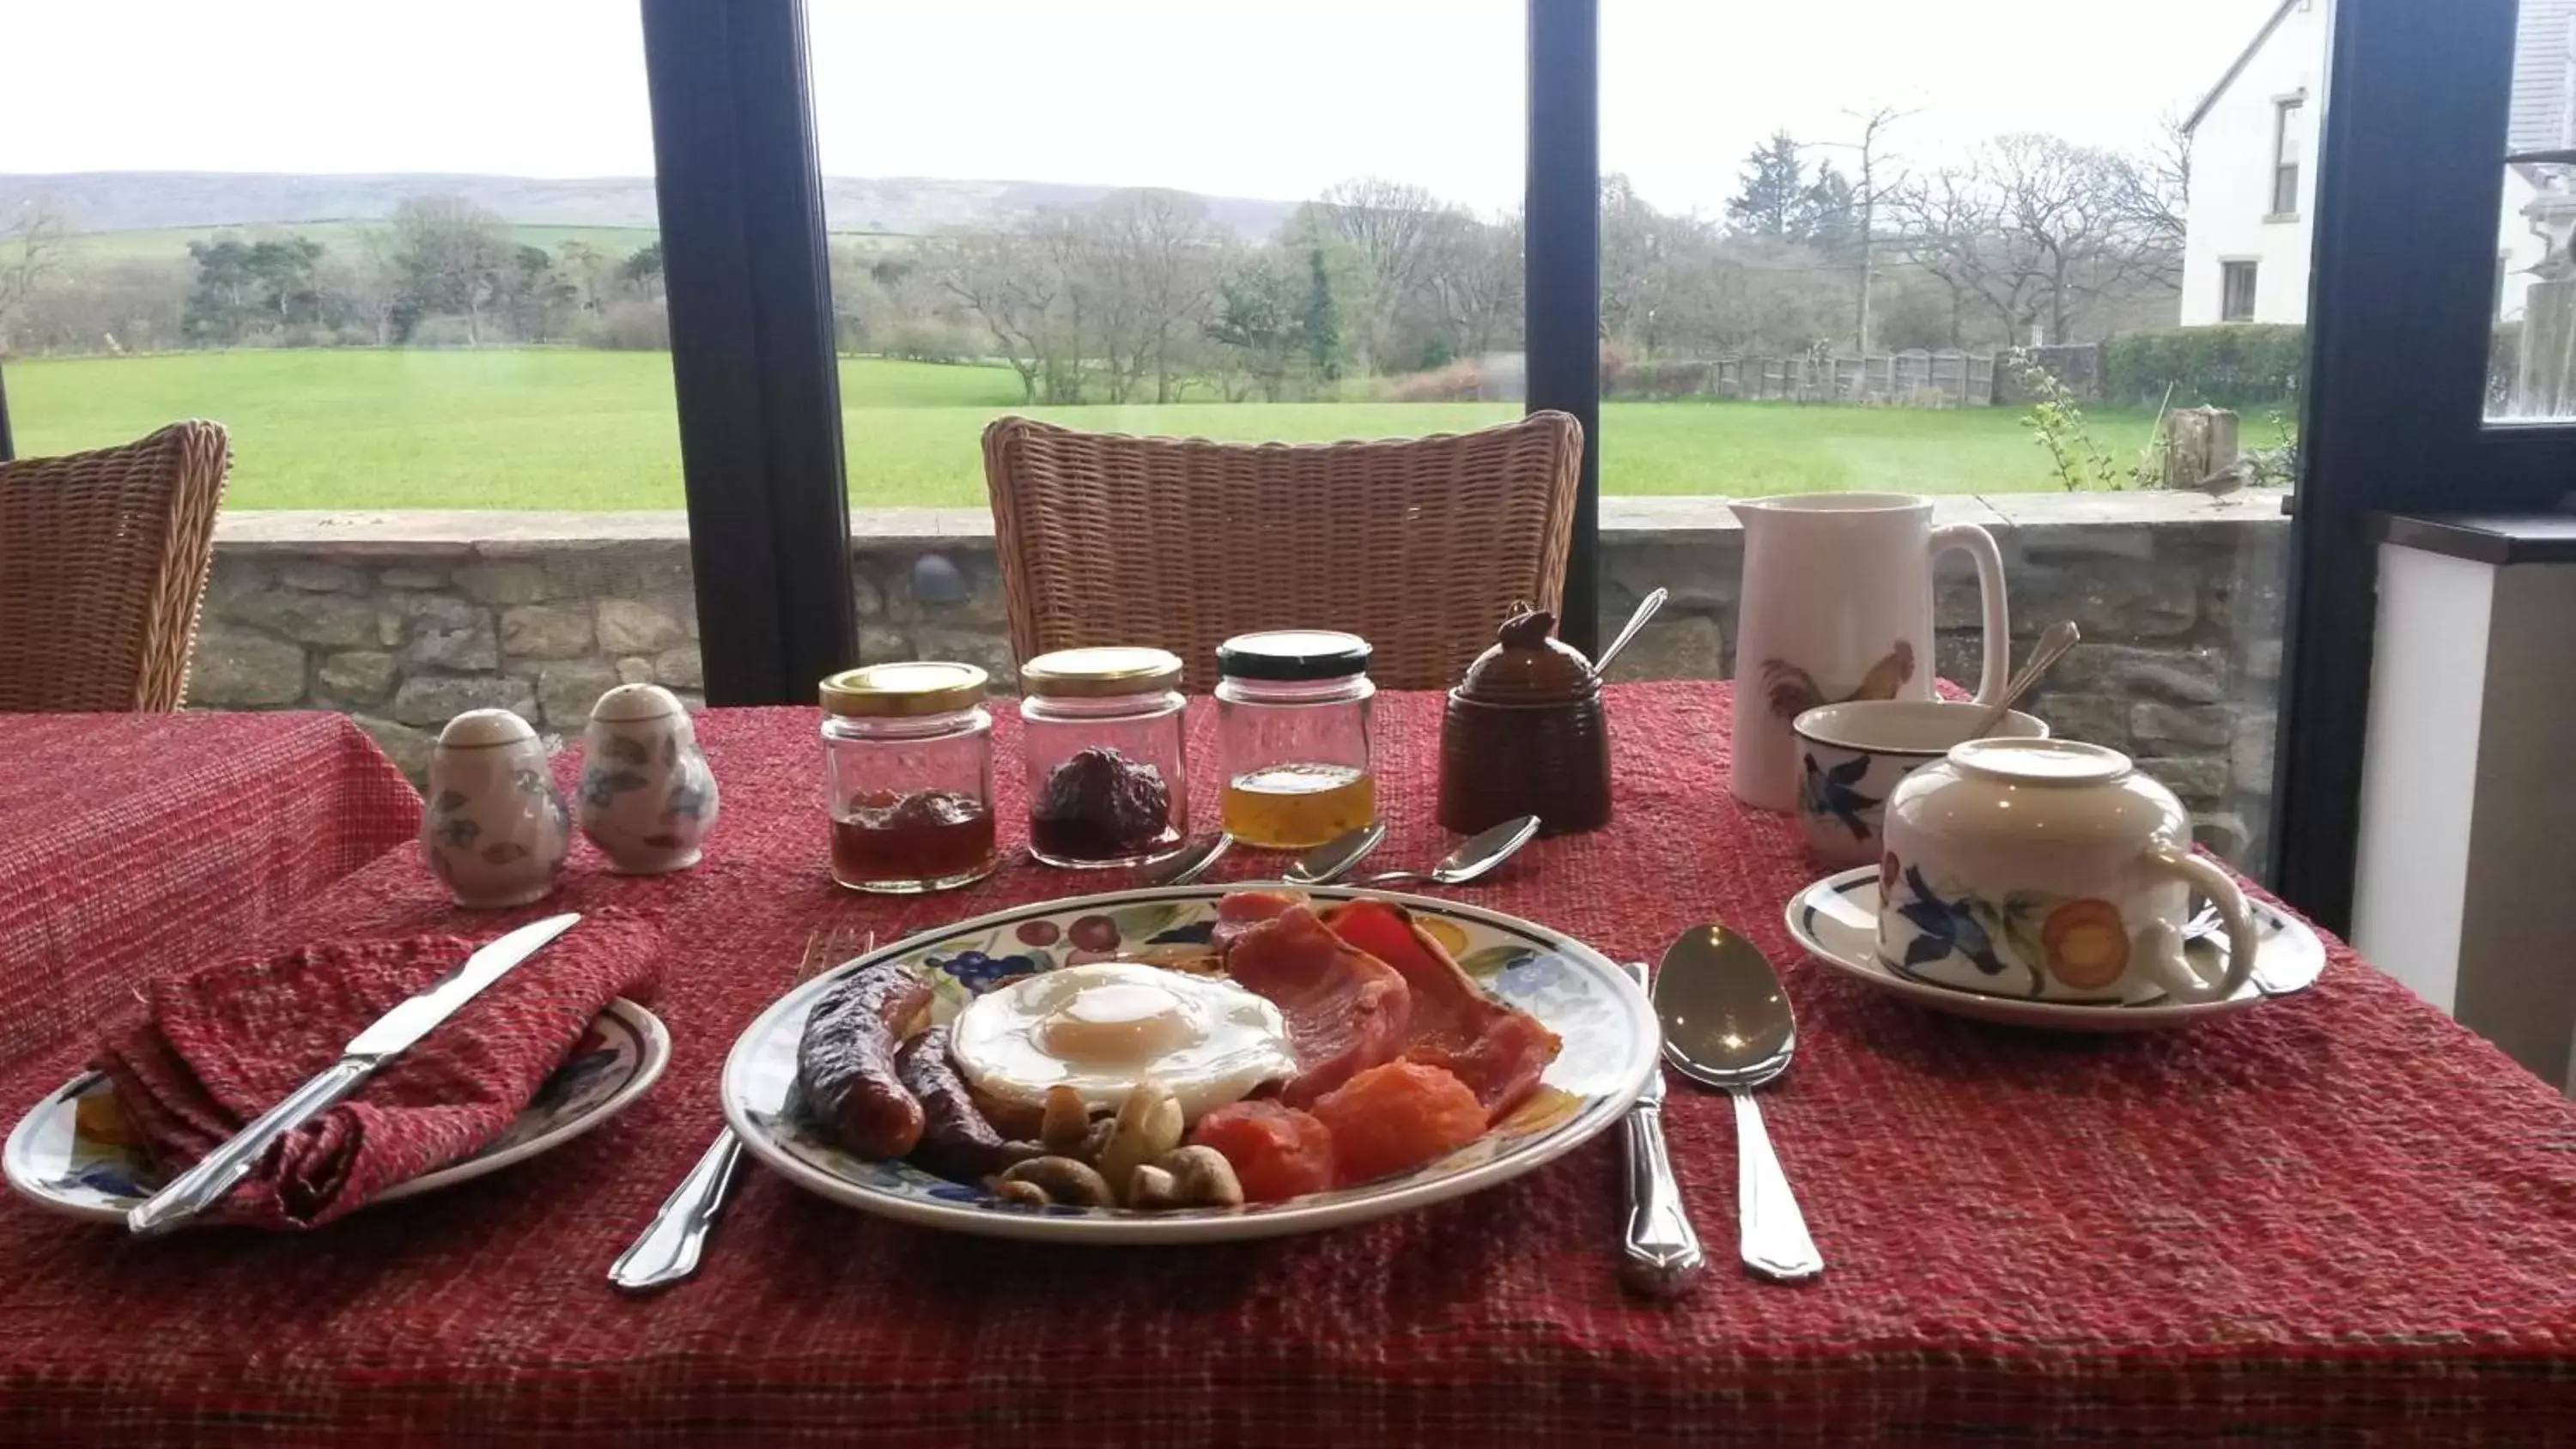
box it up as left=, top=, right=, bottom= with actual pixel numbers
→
left=1139, top=831, right=1233, bottom=887
left=1347, top=815, right=1540, bottom=889
left=1971, top=619, right=2080, bottom=737
left=1592, top=587, right=1668, bottom=677
left=1283, top=822, right=1388, bottom=886
left=1654, top=924, right=1822, bottom=1283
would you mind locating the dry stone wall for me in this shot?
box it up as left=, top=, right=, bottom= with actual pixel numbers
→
left=196, top=494, right=2288, bottom=866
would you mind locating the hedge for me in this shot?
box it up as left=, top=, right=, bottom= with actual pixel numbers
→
left=2102, top=325, right=2306, bottom=408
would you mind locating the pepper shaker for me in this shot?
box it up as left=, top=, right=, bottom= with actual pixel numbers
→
left=580, top=683, right=720, bottom=874
left=422, top=709, right=572, bottom=908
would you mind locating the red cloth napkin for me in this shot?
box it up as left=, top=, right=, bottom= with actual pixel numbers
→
left=94, top=913, right=662, bottom=1229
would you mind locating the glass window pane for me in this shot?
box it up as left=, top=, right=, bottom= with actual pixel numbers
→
left=809, top=0, right=1526, bottom=518
left=2488, top=0, right=2576, bottom=421
left=0, top=1, right=691, bottom=764
left=1602, top=0, right=2292, bottom=873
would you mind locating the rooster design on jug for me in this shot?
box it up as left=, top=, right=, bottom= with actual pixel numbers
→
left=1761, top=640, right=1915, bottom=722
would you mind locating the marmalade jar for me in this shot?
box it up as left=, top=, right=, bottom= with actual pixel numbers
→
left=819, top=662, right=997, bottom=893
left=1020, top=646, right=1189, bottom=870
left=1214, top=630, right=1376, bottom=851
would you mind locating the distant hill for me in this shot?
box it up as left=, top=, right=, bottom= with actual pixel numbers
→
left=0, top=172, right=1300, bottom=241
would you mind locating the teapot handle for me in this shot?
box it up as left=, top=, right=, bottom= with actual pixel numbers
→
left=1928, top=522, right=2010, bottom=705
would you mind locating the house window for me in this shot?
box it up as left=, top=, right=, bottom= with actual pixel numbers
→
left=2272, top=98, right=2305, bottom=216
left=2222, top=261, right=2260, bottom=322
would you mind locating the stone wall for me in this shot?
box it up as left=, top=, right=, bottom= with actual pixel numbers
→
left=197, top=494, right=2288, bottom=865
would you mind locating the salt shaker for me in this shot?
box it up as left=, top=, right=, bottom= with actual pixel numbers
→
left=422, top=708, right=572, bottom=908
left=579, top=683, right=720, bottom=874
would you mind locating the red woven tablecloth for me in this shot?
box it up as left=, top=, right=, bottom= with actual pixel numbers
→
left=1, top=683, right=2573, bottom=1445
left=0, top=712, right=421, bottom=1072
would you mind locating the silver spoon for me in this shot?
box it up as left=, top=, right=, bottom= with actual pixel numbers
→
left=1592, top=587, right=1668, bottom=677
left=1655, top=925, right=1822, bottom=1283
left=1346, top=815, right=1540, bottom=889
left=1971, top=619, right=2081, bottom=737
left=1283, top=822, right=1387, bottom=886
left=1139, top=831, right=1233, bottom=887
left=1619, top=959, right=1705, bottom=1299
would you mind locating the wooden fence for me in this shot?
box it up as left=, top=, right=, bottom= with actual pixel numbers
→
left=1708, top=350, right=1996, bottom=407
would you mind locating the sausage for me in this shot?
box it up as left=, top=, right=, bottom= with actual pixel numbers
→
left=794, top=963, right=932, bottom=1158
left=896, top=1025, right=1042, bottom=1181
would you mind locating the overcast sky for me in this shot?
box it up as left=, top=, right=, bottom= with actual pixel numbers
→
left=3, top=0, right=2280, bottom=215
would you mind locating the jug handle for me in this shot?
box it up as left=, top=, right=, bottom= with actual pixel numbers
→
left=1929, top=522, right=2011, bottom=705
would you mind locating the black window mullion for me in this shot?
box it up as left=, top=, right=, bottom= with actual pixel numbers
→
left=641, top=0, right=854, bottom=706
left=2272, top=0, right=2539, bottom=928
left=0, top=361, right=13, bottom=463
left=1526, top=0, right=1601, bottom=657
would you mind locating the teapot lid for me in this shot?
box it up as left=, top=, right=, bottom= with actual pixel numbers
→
left=1455, top=609, right=1597, bottom=705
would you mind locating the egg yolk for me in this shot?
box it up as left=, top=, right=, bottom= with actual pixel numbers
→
left=1039, top=981, right=1198, bottom=1063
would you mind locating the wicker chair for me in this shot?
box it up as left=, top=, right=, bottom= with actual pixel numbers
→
left=0, top=421, right=230, bottom=712
left=982, top=412, right=1583, bottom=692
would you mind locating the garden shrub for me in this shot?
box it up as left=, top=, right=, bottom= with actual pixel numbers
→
left=2103, top=325, right=2306, bottom=407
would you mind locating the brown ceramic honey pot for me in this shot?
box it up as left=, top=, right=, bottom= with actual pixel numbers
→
left=1438, top=609, right=1616, bottom=837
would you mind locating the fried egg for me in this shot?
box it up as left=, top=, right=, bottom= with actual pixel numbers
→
left=947, top=961, right=1297, bottom=1121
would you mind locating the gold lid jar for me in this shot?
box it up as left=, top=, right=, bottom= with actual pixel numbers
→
left=817, top=662, right=995, bottom=893
left=1020, top=647, right=1189, bottom=870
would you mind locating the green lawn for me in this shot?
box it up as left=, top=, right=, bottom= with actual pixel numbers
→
left=6, top=349, right=2171, bottom=510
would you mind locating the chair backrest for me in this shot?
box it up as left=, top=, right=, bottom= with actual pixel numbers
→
left=0, top=421, right=230, bottom=712
left=982, top=412, right=1583, bottom=692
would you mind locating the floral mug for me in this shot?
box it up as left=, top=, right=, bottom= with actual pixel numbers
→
left=1877, top=737, right=2260, bottom=1006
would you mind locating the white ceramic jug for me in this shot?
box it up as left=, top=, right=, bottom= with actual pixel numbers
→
left=1728, top=493, right=2009, bottom=811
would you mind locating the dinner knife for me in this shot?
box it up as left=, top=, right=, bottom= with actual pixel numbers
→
left=125, top=912, right=582, bottom=1237
left=1618, top=960, right=1706, bottom=1298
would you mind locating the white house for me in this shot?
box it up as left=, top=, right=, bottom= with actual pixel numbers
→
left=2179, top=0, right=2576, bottom=328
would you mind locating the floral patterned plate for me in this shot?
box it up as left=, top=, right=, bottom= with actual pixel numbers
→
left=3, top=997, right=669, bottom=1224
left=1786, top=868, right=2327, bottom=1032
left=721, top=886, right=1658, bottom=1244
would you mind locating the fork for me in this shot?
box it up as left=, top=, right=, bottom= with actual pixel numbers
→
left=609, top=925, right=862, bottom=1294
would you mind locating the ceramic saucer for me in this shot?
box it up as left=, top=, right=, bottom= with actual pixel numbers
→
left=1784, top=868, right=2326, bottom=1032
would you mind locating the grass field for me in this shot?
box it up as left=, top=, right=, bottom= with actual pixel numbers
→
left=5, top=349, right=2180, bottom=510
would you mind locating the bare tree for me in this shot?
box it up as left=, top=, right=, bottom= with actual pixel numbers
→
left=1813, top=106, right=1915, bottom=352
left=2105, top=112, right=2191, bottom=288
left=0, top=201, right=69, bottom=350
left=389, top=195, right=512, bottom=343
left=1315, top=177, right=1448, bottom=372
left=1891, top=133, right=2165, bottom=345
left=933, top=226, right=1058, bottom=403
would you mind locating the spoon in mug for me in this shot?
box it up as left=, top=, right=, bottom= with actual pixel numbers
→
left=1654, top=924, right=1822, bottom=1283
left=1971, top=620, right=2081, bottom=737
left=1346, top=815, right=1540, bottom=889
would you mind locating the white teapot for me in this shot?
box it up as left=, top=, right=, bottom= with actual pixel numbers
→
left=579, top=683, right=719, bottom=874
left=1878, top=737, right=2260, bottom=1006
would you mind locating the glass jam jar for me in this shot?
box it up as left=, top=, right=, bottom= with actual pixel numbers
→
left=819, top=662, right=998, bottom=893
left=1214, top=630, right=1376, bottom=851
left=1020, top=646, right=1189, bottom=870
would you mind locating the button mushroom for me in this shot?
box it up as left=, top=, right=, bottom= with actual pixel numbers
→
left=1157, top=1145, right=1245, bottom=1209
left=997, top=1155, right=1115, bottom=1208
left=1097, top=1079, right=1185, bottom=1200
left=1039, top=1084, right=1091, bottom=1154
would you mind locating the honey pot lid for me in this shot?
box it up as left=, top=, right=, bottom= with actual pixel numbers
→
left=1455, top=609, right=1598, bottom=706
left=819, top=661, right=988, bottom=717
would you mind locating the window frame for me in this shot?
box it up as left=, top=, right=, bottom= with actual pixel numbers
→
left=2220, top=259, right=2261, bottom=322
left=2271, top=94, right=2306, bottom=219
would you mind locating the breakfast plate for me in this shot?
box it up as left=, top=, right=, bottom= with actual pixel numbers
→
left=3, top=997, right=669, bottom=1224
left=721, top=886, right=1659, bottom=1243
left=1786, top=867, right=2327, bottom=1032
